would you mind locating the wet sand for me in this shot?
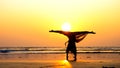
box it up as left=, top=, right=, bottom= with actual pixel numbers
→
left=0, top=60, right=120, bottom=68
left=0, top=53, right=120, bottom=68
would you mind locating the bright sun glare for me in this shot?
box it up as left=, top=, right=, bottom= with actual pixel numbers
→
left=61, top=22, right=71, bottom=31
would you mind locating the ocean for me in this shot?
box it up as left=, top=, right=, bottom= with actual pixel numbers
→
left=0, top=47, right=120, bottom=54
left=0, top=47, right=120, bottom=61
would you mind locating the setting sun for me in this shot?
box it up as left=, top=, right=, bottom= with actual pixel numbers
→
left=61, top=22, right=71, bottom=31
left=0, top=0, right=120, bottom=47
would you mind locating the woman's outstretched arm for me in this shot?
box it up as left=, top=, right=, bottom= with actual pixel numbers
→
left=49, top=30, right=70, bottom=36
left=49, top=30, right=62, bottom=33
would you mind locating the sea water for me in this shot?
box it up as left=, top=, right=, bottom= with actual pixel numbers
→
left=0, top=47, right=120, bottom=61
left=0, top=47, right=120, bottom=54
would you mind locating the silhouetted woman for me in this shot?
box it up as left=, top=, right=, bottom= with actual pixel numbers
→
left=49, top=30, right=95, bottom=61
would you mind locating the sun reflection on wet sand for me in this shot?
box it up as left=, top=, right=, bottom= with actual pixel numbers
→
left=57, top=60, right=72, bottom=68
left=48, top=60, right=72, bottom=68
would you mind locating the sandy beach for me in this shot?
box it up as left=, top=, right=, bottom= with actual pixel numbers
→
left=0, top=60, right=120, bottom=68
left=0, top=53, right=120, bottom=68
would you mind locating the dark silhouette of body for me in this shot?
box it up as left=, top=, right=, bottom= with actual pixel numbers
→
left=49, top=30, right=95, bottom=61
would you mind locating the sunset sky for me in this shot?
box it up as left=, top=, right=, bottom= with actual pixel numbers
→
left=0, top=0, right=120, bottom=47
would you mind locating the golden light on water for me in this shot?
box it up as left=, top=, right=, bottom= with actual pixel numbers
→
left=61, top=22, right=71, bottom=31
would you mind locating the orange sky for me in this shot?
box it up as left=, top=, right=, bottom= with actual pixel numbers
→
left=0, top=0, right=120, bottom=47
